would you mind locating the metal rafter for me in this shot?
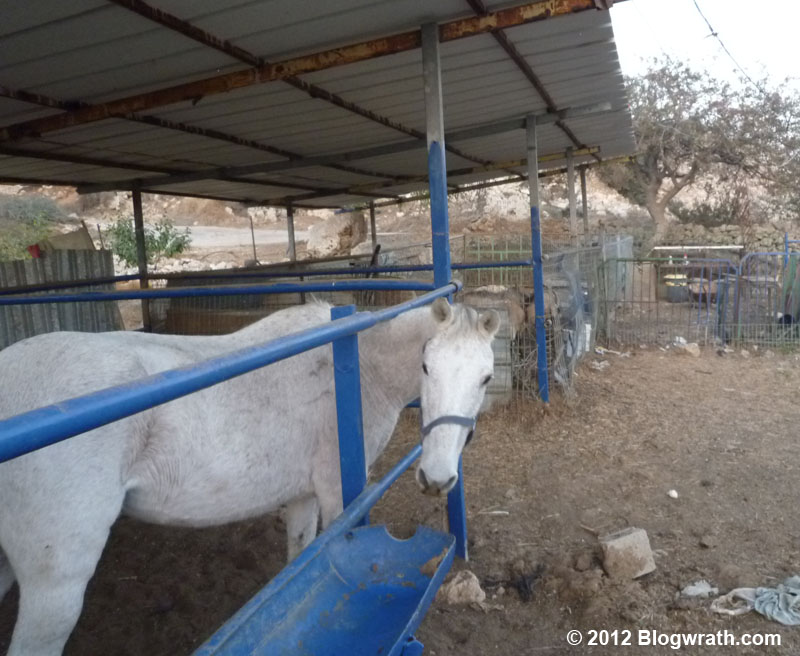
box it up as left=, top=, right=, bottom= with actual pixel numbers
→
left=464, top=0, right=600, bottom=162
left=0, top=141, right=401, bottom=199
left=0, top=0, right=615, bottom=142
left=0, top=86, right=411, bottom=187
left=74, top=102, right=611, bottom=195
left=105, top=0, right=503, bottom=178
left=247, top=146, right=600, bottom=206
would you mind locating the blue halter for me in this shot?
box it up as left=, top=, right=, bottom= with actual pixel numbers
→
left=420, top=414, right=477, bottom=447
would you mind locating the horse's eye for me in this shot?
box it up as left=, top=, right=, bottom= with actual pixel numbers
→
left=481, top=374, right=493, bottom=386
left=422, top=363, right=429, bottom=375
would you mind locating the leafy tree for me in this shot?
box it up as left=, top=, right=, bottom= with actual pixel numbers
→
left=600, top=58, right=800, bottom=240
left=107, top=217, right=191, bottom=267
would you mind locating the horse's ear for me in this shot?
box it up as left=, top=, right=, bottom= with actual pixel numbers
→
left=479, top=309, right=501, bottom=339
left=431, top=297, right=453, bottom=325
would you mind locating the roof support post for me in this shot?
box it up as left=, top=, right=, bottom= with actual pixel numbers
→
left=369, top=202, right=378, bottom=251
left=131, top=184, right=151, bottom=332
left=286, top=204, right=297, bottom=262
left=422, top=22, right=466, bottom=561
left=526, top=114, right=550, bottom=404
left=567, top=147, right=577, bottom=238
left=580, top=165, right=589, bottom=241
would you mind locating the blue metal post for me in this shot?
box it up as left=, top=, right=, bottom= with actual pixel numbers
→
left=526, top=114, right=550, bottom=403
left=785, top=231, right=790, bottom=267
left=330, top=305, right=368, bottom=522
left=423, top=21, right=466, bottom=560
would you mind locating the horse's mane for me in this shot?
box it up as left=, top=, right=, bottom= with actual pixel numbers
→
left=447, top=303, right=482, bottom=336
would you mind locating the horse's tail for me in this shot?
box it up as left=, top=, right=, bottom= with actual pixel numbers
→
left=0, top=546, right=14, bottom=602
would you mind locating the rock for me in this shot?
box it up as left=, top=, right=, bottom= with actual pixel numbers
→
left=436, top=570, right=486, bottom=605
left=740, top=349, right=750, bottom=359
left=764, top=349, right=776, bottom=359
left=599, top=527, right=657, bottom=580
left=699, top=534, right=717, bottom=549
left=306, top=212, right=367, bottom=257
left=674, top=342, right=700, bottom=357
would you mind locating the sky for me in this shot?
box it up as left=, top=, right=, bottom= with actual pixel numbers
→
left=611, top=0, right=800, bottom=90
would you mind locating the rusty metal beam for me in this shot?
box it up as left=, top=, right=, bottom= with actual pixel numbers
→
left=1, top=0, right=615, bottom=141
left=464, top=0, right=597, bottom=160
left=106, top=0, right=510, bottom=175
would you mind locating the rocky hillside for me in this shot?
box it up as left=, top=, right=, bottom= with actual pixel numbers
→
left=2, top=172, right=794, bottom=262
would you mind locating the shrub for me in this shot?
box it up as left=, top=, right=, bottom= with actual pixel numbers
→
left=0, top=194, right=62, bottom=261
left=0, top=194, right=64, bottom=224
left=107, top=217, right=191, bottom=267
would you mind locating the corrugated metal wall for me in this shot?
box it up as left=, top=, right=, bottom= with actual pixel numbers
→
left=0, top=250, right=123, bottom=349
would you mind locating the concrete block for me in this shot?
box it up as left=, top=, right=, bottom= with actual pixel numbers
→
left=600, top=527, right=656, bottom=579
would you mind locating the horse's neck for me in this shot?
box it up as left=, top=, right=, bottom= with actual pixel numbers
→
left=359, top=307, right=435, bottom=463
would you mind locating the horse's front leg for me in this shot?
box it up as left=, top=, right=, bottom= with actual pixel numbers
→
left=312, top=461, right=344, bottom=533
left=284, top=495, right=319, bottom=562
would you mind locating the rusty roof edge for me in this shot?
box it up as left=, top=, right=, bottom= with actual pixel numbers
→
left=0, top=0, right=613, bottom=142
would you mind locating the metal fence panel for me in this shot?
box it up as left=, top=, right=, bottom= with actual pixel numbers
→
left=735, top=252, right=800, bottom=346
left=597, top=257, right=737, bottom=346
left=0, top=250, right=122, bottom=349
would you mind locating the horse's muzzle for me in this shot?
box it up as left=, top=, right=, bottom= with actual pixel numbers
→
left=415, top=467, right=458, bottom=496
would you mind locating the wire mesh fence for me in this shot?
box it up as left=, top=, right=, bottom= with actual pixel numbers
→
left=459, top=234, right=634, bottom=400
left=597, top=258, right=738, bottom=346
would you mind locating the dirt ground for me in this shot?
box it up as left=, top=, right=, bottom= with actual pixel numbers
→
left=2, top=348, right=800, bottom=654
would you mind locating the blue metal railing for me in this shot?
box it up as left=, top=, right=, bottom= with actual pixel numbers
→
left=0, top=282, right=459, bottom=462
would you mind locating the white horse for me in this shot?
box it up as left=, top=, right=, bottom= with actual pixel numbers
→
left=0, top=298, right=499, bottom=656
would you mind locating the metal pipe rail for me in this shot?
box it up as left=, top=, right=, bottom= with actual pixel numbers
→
left=0, top=282, right=460, bottom=463
left=0, top=259, right=533, bottom=296
left=0, top=279, right=439, bottom=306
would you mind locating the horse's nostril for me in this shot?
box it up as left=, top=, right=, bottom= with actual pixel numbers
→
left=444, top=475, right=458, bottom=492
left=417, top=468, right=429, bottom=490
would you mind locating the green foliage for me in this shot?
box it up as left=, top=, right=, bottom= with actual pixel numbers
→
left=0, top=194, right=63, bottom=261
left=0, top=218, right=53, bottom=261
left=107, top=217, right=191, bottom=267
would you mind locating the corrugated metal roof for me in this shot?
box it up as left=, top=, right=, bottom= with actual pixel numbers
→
left=0, top=0, right=635, bottom=208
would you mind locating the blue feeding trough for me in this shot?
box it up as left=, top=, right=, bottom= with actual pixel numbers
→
left=195, top=525, right=454, bottom=656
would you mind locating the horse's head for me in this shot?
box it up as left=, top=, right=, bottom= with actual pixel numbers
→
left=416, top=298, right=500, bottom=496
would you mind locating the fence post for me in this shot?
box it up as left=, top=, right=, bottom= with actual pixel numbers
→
left=526, top=114, right=550, bottom=404
left=330, top=305, right=368, bottom=524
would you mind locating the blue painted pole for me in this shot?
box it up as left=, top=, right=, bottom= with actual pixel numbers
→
left=428, top=142, right=452, bottom=296
left=785, top=232, right=790, bottom=267
left=526, top=114, right=550, bottom=403
left=422, top=21, right=466, bottom=560
left=330, top=305, right=368, bottom=522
